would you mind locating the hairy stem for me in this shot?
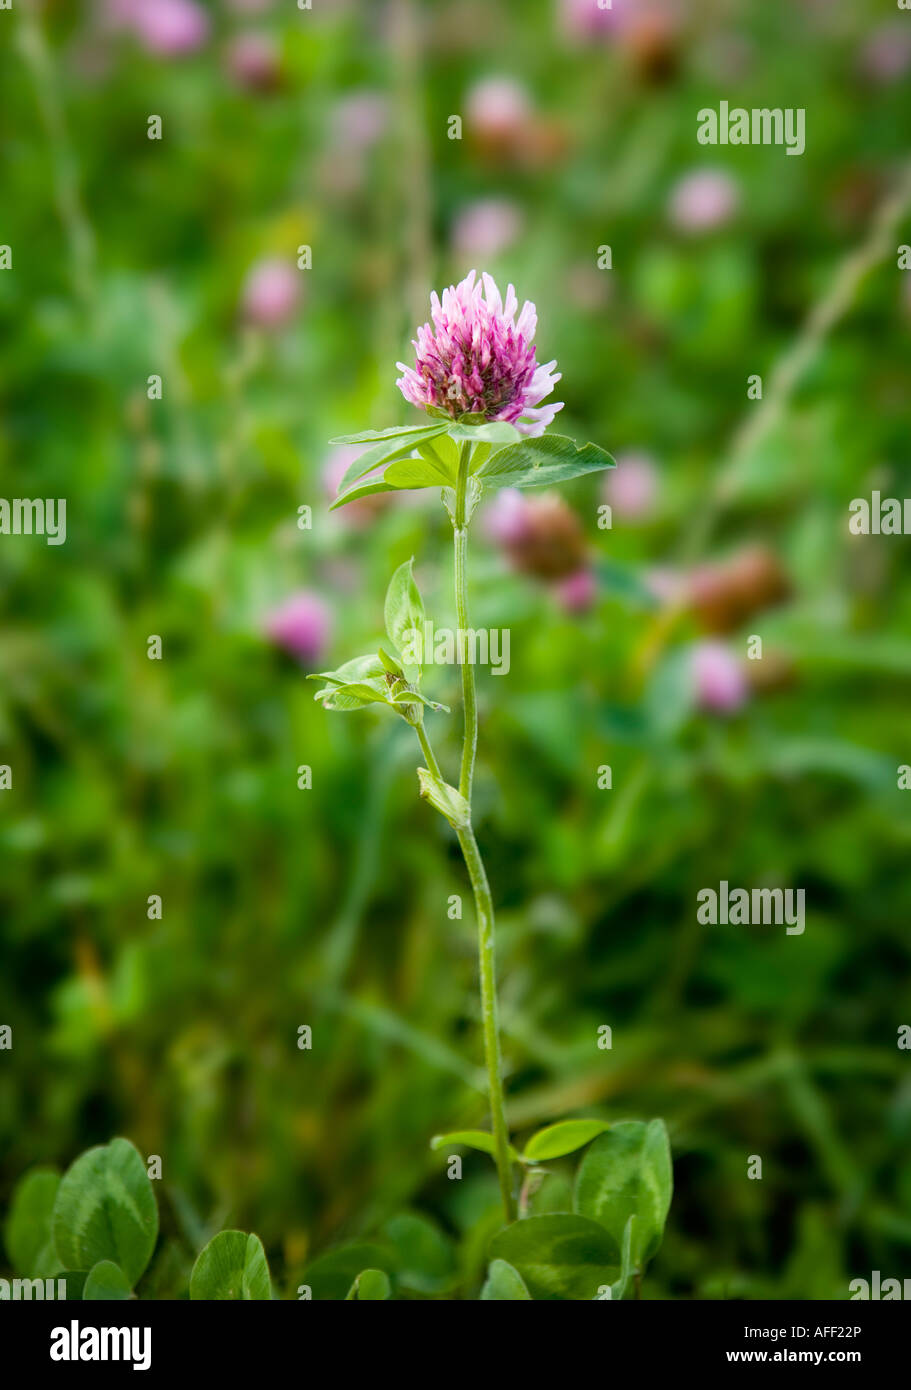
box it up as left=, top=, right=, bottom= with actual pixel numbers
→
left=416, top=721, right=444, bottom=784
left=456, top=821, right=515, bottom=1223
left=415, top=717, right=516, bottom=1223
left=412, top=440, right=514, bottom=1222
left=454, top=442, right=477, bottom=803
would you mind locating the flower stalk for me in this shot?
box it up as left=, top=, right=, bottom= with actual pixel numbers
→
left=453, top=439, right=514, bottom=1220
left=455, top=819, right=515, bottom=1222
left=316, top=269, right=617, bottom=1235
left=454, top=441, right=477, bottom=802
left=414, top=442, right=516, bottom=1223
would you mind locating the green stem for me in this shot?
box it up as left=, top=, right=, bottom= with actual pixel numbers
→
left=415, top=441, right=516, bottom=1223
left=416, top=722, right=443, bottom=783
left=414, top=719, right=516, bottom=1223
left=456, top=821, right=516, bottom=1222
left=454, top=442, right=477, bottom=803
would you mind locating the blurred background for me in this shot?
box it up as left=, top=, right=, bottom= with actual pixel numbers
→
left=1, top=0, right=911, bottom=1299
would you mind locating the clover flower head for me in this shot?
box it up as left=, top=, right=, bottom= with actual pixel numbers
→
left=396, top=270, right=563, bottom=437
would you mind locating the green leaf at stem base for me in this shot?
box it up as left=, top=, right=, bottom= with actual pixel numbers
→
left=480, top=1258, right=532, bottom=1300
left=488, top=1214, right=620, bottom=1301
left=51, top=1138, right=158, bottom=1289
left=188, top=1230, right=272, bottom=1301
left=522, top=1118, right=612, bottom=1163
left=430, top=1131, right=521, bottom=1163
left=573, top=1119, right=673, bottom=1272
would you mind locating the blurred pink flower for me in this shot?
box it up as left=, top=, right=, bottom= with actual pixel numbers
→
left=322, top=445, right=362, bottom=500
left=323, top=445, right=392, bottom=525
left=319, top=92, right=389, bottom=194
left=690, top=640, right=749, bottom=714
left=669, top=169, right=739, bottom=234
left=859, top=24, right=911, bottom=84
left=559, top=0, right=628, bottom=39
left=603, top=452, right=659, bottom=520
left=241, top=258, right=300, bottom=328
left=265, top=593, right=332, bottom=665
left=225, top=32, right=280, bottom=91
left=106, top=0, right=210, bottom=56
left=560, top=0, right=681, bottom=83
left=397, top=271, right=563, bottom=436
left=483, top=487, right=533, bottom=545
left=466, top=76, right=532, bottom=139
left=452, top=199, right=523, bottom=261
left=331, top=91, right=389, bottom=153
left=555, top=567, right=597, bottom=613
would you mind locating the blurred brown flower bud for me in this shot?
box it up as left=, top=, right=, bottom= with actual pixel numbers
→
left=688, top=545, right=790, bottom=634
left=497, top=491, right=588, bottom=581
left=225, top=33, right=282, bottom=93
left=627, top=10, right=680, bottom=84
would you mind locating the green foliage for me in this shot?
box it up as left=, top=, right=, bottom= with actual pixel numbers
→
left=328, top=475, right=406, bottom=510
left=84, top=1260, right=132, bottom=1301
left=346, top=1268, right=391, bottom=1300
left=528, top=1174, right=575, bottom=1217
left=302, top=1244, right=396, bottom=1302
left=382, top=1212, right=457, bottom=1296
left=385, top=456, right=456, bottom=490
left=383, top=558, right=425, bottom=681
left=611, top=1216, right=637, bottom=1303
left=448, top=422, right=522, bottom=445
left=189, top=1231, right=272, bottom=1301
left=1, top=0, right=908, bottom=1307
left=330, top=428, right=452, bottom=508
left=330, top=426, right=445, bottom=447
left=416, top=767, right=469, bottom=829
left=488, top=1215, right=620, bottom=1301
left=480, top=1258, right=532, bottom=1300
left=4, top=1168, right=61, bottom=1277
left=310, top=561, right=447, bottom=726
left=458, top=1120, right=673, bottom=1299
left=574, top=1121, right=673, bottom=1271
left=51, top=1139, right=158, bottom=1289
left=522, top=1119, right=612, bottom=1162
left=475, top=436, right=615, bottom=489
left=2, top=1142, right=274, bottom=1302
left=430, top=1131, right=521, bottom=1162
left=331, top=419, right=611, bottom=511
